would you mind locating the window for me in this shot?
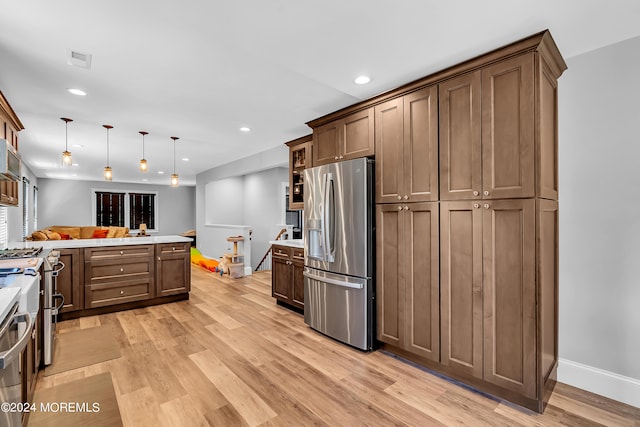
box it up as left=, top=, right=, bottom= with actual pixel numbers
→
left=92, top=189, right=158, bottom=231
left=129, top=193, right=155, bottom=230
left=95, top=191, right=125, bottom=227
left=0, top=207, right=7, bottom=249
left=33, top=186, right=38, bottom=231
left=22, top=177, right=30, bottom=239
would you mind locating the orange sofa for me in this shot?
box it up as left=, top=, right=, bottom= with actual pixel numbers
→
left=29, top=225, right=130, bottom=241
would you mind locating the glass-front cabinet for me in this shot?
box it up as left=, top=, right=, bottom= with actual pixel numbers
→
left=285, top=134, right=312, bottom=210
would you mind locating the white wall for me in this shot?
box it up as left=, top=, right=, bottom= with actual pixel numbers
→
left=196, top=145, right=289, bottom=270
left=205, top=177, right=244, bottom=224
left=558, top=35, right=640, bottom=407
left=36, top=178, right=195, bottom=235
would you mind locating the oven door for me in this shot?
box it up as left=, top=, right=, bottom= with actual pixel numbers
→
left=0, top=304, right=33, bottom=427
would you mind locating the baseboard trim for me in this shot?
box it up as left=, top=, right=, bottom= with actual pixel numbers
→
left=558, top=358, right=640, bottom=408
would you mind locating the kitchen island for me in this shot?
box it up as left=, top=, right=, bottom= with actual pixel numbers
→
left=13, top=235, right=192, bottom=320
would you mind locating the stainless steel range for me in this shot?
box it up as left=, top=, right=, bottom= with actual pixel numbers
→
left=0, top=247, right=42, bottom=259
left=42, top=251, right=64, bottom=366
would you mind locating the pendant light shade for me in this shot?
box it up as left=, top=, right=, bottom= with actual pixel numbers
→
left=103, top=125, right=113, bottom=181
left=61, top=117, right=73, bottom=166
left=170, top=136, right=179, bottom=187
left=139, top=131, right=148, bottom=173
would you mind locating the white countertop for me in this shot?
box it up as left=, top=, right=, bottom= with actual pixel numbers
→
left=269, top=239, right=304, bottom=248
left=11, top=235, right=192, bottom=249
left=0, top=287, right=21, bottom=323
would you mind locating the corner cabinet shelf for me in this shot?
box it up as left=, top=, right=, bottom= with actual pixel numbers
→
left=285, top=134, right=312, bottom=210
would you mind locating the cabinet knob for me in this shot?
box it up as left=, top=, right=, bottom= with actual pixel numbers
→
left=397, top=206, right=402, bottom=211
left=172, top=247, right=176, bottom=251
left=484, top=203, right=490, bottom=210
left=484, top=190, right=490, bottom=196
left=120, top=290, right=124, bottom=295
left=158, top=256, right=161, bottom=261
left=403, top=195, right=409, bottom=200
left=403, top=206, right=409, bottom=211
left=120, top=251, right=124, bottom=255
left=339, top=155, right=344, bottom=159
left=473, top=203, right=480, bottom=209
left=120, top=268, right=124, bottom=272
left=334, top=156, right=339, bottom=160
left=473, top=191, right=479, bottom=196
left=397, top=195, right=402, bottom=200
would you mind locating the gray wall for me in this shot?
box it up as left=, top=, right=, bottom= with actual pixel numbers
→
left=559, top=35, right=640, bottom=381
left=36, top=178, right=195, bottom=235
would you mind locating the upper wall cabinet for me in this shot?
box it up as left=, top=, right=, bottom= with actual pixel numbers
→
left=0, top=91, right=24, bottom=207
left=375, top=85, right=438, bottom=204
left=285, top=135, right=312, bottom=210
left=312, top=108, right=374, bottom=166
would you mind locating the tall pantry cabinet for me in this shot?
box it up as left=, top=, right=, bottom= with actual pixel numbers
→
left=374, top=30, right=566, bottom=412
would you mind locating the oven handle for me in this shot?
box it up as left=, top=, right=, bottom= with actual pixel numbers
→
left=52, top=293, right=65, bottom=316
left=52, top=260, right=66, bottom=277
left=0, top=312, right=33, bottom=369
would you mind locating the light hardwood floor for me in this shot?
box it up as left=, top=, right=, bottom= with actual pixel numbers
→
left=35, top=266, right=640, bottom=426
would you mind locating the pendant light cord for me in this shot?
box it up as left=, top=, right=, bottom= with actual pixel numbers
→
left=65, top=121, right=68, bottom=151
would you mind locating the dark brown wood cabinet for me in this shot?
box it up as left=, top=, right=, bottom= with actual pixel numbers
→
left=285, top=135, right=312, bottom=210
left=0, top=91, right=23, bottom=206
left=370, top=31, right=565, bottom=413
left=375, top=85, right=439, bottom=204
left=156, top=242, right=191, bottom=297
left=84, top=245, right=155, bottom=308
left=312, top=108, right=374, bottom=166
left=271, top=244, right=304, bottom=310
left=57, top=248, right=84, bottom=312
left=376, top=202, right=439, bottom=361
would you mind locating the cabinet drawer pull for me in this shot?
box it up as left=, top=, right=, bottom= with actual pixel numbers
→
left=397, top=206, right=402, bottom=211
left=172, top=247, right=176, bottom=251
left=397, top=195, right=402, bottom=200
left=403, top=195, right=409, bottom=200
left=120, top=290, right=124, bottom=295
left=120, top=251, right=124, bottom=255
left=120, top=268, right=124, bottom=272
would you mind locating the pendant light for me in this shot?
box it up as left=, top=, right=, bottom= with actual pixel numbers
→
left=103, top=124, right=113, bottom=181
left=60, top=117, right=73, bottom=166
left=170, top=136, right=179, bottom=187
left=139, top=131, right=148, bottom=172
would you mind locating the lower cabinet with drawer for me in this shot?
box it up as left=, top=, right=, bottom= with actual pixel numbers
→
left=84, top=245, right=155, bottom=308
left=156, top=242, right=191, bottom=297
left=271, top=244, right=304, bottom=310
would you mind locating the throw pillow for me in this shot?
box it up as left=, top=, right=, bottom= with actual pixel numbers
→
left=92, top=229, right=109, bottom=238
left=58, top=232, right=71, bottom=240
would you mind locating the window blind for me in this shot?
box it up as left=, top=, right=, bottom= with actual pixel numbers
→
left=33, top=186, right=38, bottom=231
left=0, top=207, right=7, bottom=249
left=22, top=177, right=30, bottom=239
left=129, top=193, right=155, bottom=230
left=95, top=191, right=125, bottom=227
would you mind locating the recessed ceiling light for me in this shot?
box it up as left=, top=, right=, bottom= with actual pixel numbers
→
left=72, top=163, right=79, bottom=167
left=157, top=171, right=164, bottom=174
left=71, top=174, right=77, bottom=177
left=71, top=144, right=84, bottom=148
left=142, top=178, right=148, bottom=182
left=354, top=75, right=371, bottom=85
left=239, top=127, right=251, bottom=132
left=182, top=158, right=189, bottom=162
left=67, top=88, right=87, bottom=96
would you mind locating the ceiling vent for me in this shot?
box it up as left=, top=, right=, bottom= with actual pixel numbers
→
left=67, top=49, right=92, bottom=69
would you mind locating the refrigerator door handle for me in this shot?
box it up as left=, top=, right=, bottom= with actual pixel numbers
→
left=303, top=270, right=364, bottom=290
left=323, top=172, right=335, bottom=262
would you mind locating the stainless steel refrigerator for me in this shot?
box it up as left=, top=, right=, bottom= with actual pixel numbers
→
left=303, top=157, right=374, bottom=350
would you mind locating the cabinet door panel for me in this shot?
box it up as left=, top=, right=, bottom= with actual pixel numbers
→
left=57, top=248, right=83, bottom=312
left=404, top=86, right=439, bottom=202
left=313, top=122, right=340, bottom=166
left=376, top=204, right=402, bottom=346
left=439, top=72, right=482, bottom=200
left=538, top=199, right=558, bottom=383
left=375, top=98, right=404, bottom=203
left=157, top=254, right=190, bottom=297
left=440, top=201, right=483, bottom=378
left=482, top=54, right=534, bottom=199
left=404, top=202, right=439, bottom=361
left=483, top=199, right=536, bottom=397
left=539, top=59, right=559, bottom=200
left=272, top=257, right=291, bottom=303
left=342, top=108, right=374, bottom=160
left=292, top=261, right=304, bottom=309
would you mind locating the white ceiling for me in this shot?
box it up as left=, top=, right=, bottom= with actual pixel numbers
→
left=1, top=0, right=639, bottom=186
